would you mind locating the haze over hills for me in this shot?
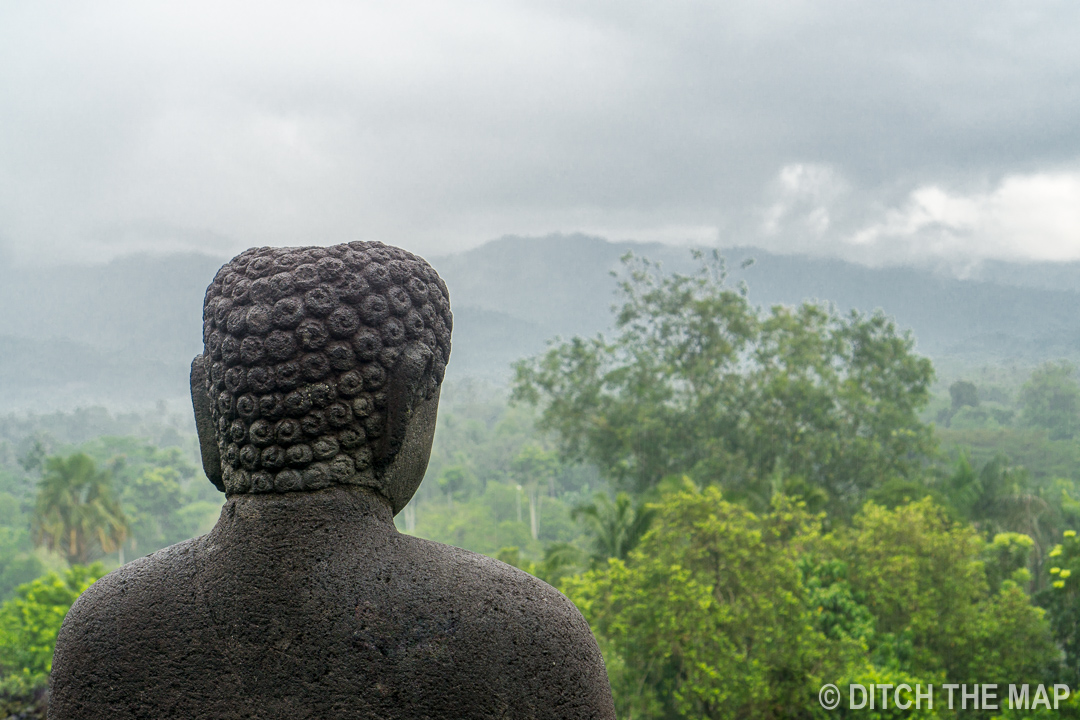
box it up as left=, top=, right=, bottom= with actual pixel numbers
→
left=1, top=234, right=1079, bottom=411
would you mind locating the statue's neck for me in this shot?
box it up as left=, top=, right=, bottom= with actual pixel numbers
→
left=208, top=485, right=398, bottom=548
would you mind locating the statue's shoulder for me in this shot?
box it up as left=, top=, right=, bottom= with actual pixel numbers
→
left=394, top=533, right=582, bottom=618
left=50, top=537, right=218, bottom=716
left=388, top=534, right=616, bottom=718
left=62, top=537, right=201, bottom=628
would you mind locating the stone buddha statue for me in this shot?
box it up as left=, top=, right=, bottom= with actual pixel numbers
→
left=49, top=242, right=616, bottom=719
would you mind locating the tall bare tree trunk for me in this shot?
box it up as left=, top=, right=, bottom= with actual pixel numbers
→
left=529, top=486, right=540, bottom=540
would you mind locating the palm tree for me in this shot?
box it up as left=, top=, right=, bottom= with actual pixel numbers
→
left=945, top=454, right=1050, bottom=540
left=941, top=453, right=1053, bottom=588
left=34, top=453, right=128, bottom=566
left=573, top=492, right=656, bottom=565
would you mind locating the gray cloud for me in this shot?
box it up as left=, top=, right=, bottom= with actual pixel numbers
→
left=1, top=0, right=1078, bottom=266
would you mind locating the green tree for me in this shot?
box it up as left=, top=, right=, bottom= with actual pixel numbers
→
left=940, top=380, right=979, bottom=428
left=1019, top=361, right=1080, bottom=440
left=836, top=499, right=1056, bottom=685
left=949, top=380, right=979, bottom=411
left=1039, top=530, right=1080, bottom=685
left=566, top=490, right=1058, bottom=719
left=513, top=252, right=936, bottom=516
left=564, top=488, right=847, bottom=719
left=0, top=525, right=45, bottom=604
left=435, top=466, right=471, bottom=506
left=34, top=454, right=127, bottom=566
left=982, top=532, right=1035, bottom=593
left=0, top=564, right=106, bottom=683
left=121, top=466, right=186, bottom=556
left=0, top=492, right=45, bottom=602
left=15, top=434, right=52, bottom=476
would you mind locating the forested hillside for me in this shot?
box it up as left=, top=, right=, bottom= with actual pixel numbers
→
left=2, top=235, right=1080, bottom=409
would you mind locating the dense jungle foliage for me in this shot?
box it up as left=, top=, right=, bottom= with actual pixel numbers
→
left=4, top=253, right=1080, bottom=718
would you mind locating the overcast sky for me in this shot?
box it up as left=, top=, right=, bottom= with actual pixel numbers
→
left=2, top=0, right=1079, bottom=269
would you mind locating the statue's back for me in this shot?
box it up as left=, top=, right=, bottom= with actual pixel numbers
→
left=50, top=488, right=615, bottom=720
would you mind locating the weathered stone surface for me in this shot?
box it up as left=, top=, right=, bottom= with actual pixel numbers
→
left=48, top=242, right=616, bottom=719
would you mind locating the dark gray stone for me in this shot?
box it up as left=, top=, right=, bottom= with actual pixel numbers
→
left=48, top=243, right=616, bottom=719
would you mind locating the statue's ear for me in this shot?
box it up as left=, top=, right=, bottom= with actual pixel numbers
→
left=190, top=355, right=225, bottom=493
left=374, top=342, right=434, bottom=467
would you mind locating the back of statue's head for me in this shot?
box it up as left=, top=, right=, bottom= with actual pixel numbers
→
left=195, top=241, right=451, bottom=508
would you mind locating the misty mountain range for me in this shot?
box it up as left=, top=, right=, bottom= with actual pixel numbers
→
left=2, top=234, right=1080, bottom=412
